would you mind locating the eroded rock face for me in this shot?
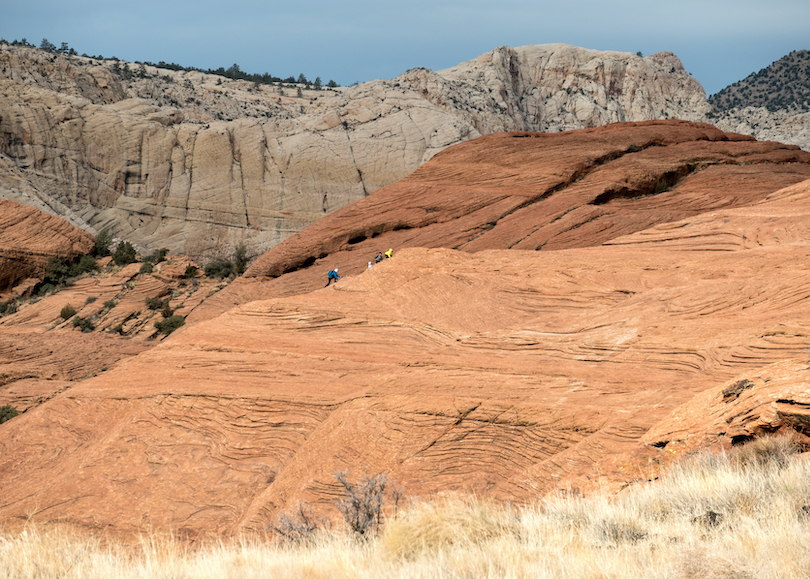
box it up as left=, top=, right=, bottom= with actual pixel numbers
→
left=642, top=360, right=810, bottom=453
left=3, top=122, right=810, bottom=536
left=0, top=198, right=94, bottom=292
left=0, top=43, right=708, bottom=261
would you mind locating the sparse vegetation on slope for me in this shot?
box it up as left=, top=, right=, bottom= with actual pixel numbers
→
left=709, top=49, right=810, bottom=113
left=0, top=37, right=341, bottom=89
left=36, top=255, right=99, bottom=296
left=1, top=437, right=808, bottom=578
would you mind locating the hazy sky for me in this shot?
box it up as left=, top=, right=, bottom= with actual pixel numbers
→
left=2, top=0, right=808, bottom=96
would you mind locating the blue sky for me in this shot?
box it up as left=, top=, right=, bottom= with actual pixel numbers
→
left=2, top=0, right=808, bottom=95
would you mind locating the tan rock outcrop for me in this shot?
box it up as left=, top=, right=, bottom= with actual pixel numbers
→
left=0, top=43, right=709, bottom=261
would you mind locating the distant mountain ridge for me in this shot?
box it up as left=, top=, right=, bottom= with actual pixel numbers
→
left=2, top=41, right=808, bottom=266
left=707, top=49, right=810, bottom=154
left=709, top=50, right=810, bottom=112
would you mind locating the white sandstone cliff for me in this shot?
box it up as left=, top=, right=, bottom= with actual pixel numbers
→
left=0, top=43, right=710, bottom=260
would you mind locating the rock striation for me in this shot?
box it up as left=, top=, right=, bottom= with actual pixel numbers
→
left=0, top=198, right=94, bottom=292
left=3, top=122, right=810, bottom=536
left=0, top=43, right=708, bottom=261
left=191, top=119, right=810, bottom=320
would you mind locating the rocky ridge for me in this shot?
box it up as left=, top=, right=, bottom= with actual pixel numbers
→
left=191, top=120, right=810, bottom=319
left=0, top=43, right=708, bottom=261
left=712, top=106, right=810, bottom=152
left=709, top=49, right=810, bottom=112
left=709, top=49, right=810, bottom=154
left=0, top=198, right=233, bottom=416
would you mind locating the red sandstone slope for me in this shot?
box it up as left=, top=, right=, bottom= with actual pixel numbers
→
left=3, top=122, right=810, bottom=536
left=0, top=200, right=226, bottom=413
left=190, top=120, right=810, bottom=322
left=0, top=199, right=94, bottom=292
left=4, top=181, right=810, bottom=534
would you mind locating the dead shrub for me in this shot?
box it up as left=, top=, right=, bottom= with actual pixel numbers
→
left=334, top=470, right=402, bottom=539
left=272, top=502, right=329, bottom=544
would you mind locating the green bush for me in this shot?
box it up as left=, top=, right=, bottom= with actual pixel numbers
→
left=140, top=262, right=154, bottom=274
left=69, top=255, right=98, bottom=278
left=184, top=264, right=198, bottom=278
left=60, top=304, right=77, bottom=319
left=205, top=260, right=234, bottom=279
left=72, top=316, right=95, bottom=332
left=112, top=323, right=124, bottom=334
left=0, top=405, right=19, bottom=424
left=234, top=243, right=248, bottom=275
left=154, top=315, right=185, bottom=335
left=40, top=254, right=99, bottom=292
left=144, top=248, right=169, bottom=264
left=112, top=241, right=137, bottom=266
left=0, top=301, right=7, bottom=315
left=145, top=296, right=165, bottom=310
left=43, top=257, right=70, bottom=286
left=103, top=299, right=116, bottom=309
left=94, top=229, right=112, bottom=257
left=161, top=304, right=174, bottom=318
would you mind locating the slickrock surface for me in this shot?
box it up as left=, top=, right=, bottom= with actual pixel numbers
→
left=0, top=198, right=228, bottom=418
left=643, top=360, right=810, bottom=453
left=3, top=122, right=810, bottom=535
left=0, top=199, right=95, bottom=292
left=0, top=43, right=707, bottom=260
left=193, top=120, right=810, bottom=320
left=0, top=255, right=228, bottom=413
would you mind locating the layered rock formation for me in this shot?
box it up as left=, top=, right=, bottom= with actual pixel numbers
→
left=0, top=43, right=708, bottom=261
left=0, top=197, right=228, bottom=416
left=0, top=198, right=94, bottom=292
left=3, top=121, right=810, bottom=536
left=192, top=120, right=810, bottom=319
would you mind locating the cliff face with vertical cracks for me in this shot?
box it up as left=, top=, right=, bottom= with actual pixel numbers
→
left=0, top=43, right=707, bottom=261
left=3, top=121, right=810, bottom=536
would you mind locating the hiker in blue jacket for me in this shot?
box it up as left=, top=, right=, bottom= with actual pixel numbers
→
left=325, top=268, right=341, bottom=286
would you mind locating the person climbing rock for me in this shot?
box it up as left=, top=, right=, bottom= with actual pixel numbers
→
left=385, top=248, right=393, bottom=259
left=375, top=252, right=384, bottom=264
left=325, top=268, right=341, bottom=286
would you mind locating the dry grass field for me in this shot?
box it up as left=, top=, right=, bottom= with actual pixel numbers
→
left=2, top=437, right=808, bottom=579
